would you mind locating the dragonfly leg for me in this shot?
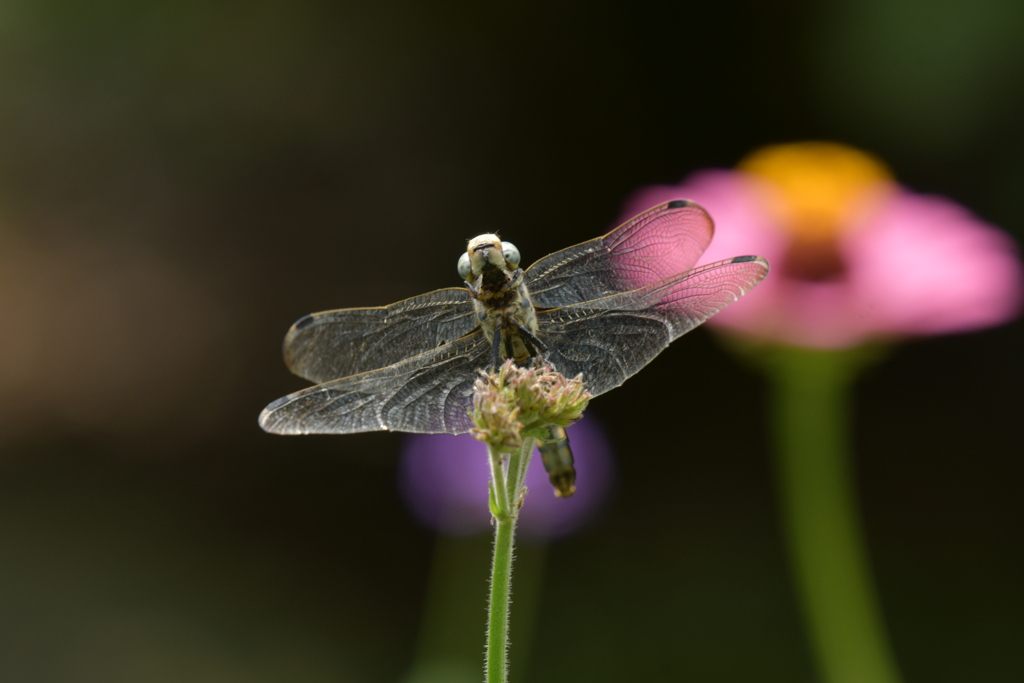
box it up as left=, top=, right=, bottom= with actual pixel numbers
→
left=507, top=268, right=524, bottom=288
left=489, top=325, right=503, bottom=368
left=512, top=319, right=548, bottom=357
left=520, top=334, right=537, bottom=359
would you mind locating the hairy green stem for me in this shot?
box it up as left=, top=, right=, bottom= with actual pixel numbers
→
left=488, top=448, right=510, bottom=520
left=486, top=513, right=515, bottom=683
left=767, top=348, right=902, bottom=683
left=485, top=437, right=535, bottom=683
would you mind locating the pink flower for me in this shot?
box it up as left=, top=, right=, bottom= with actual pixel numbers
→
left=398, top=415, right=614, bottom=540
left=621, top=142, right=1023, bottom=348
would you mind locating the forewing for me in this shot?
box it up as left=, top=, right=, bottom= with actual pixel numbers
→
left=525, top=200, right=715, bottom=308
left=537, top=256, right=769, bottom=397
left=283, top=287, right=478, bottom=383
left=261, top=330, right=490, bottom=435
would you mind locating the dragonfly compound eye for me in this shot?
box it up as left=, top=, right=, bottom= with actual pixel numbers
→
left=457, top=252, right=473, bottom=280
left=501, top=242, right=521, bottom=269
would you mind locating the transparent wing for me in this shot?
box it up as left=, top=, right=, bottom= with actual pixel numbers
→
left=283, top=287, right=478, bottom=383
left=261, top=330, right=490, bottom=435
left=525, top=200, right=714, bottom=308
left=537, top=256, right=769, bottom=397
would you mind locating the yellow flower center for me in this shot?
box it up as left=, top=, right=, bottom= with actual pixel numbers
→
left=738, top=142, right=896, bottom=280
left=739, top=141, right=894, bottom=240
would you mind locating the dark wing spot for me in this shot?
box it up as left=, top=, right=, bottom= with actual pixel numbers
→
left=294, top=314, right=316, bottom=330
left=731, top=255, right=759, bottom=263
left=667, top=199, right=689, bottom=209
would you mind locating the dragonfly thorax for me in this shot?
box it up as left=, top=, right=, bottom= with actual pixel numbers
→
left=477, top=277, right=539, bottom=362
left=460, top=234, right=541, bottom=364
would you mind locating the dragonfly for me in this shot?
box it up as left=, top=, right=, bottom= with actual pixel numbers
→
left=260, top=199, right=769, bottom=495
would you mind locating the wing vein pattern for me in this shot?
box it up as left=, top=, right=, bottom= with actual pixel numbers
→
left=525, top=200, right=715, bottom=308
left=538, top=256, right=769, bottom=397
left=261, top=199, right=769, bottom=437
left=284, top=287, right=477, bottom=383
left=261, top=331, right=490, bottom=435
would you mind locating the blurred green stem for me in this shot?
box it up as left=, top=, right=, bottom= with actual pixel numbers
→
left=486, top=437, right=535, bottom=683
left=767, top=348, right=901, bottom=683
left=404, top=533, right=490, bottom=683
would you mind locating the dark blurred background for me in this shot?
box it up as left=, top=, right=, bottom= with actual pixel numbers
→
left=1, top=1, right=1021, bottom=681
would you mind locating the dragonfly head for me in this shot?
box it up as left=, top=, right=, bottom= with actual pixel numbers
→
left=460, top=234, right=520, bottom=281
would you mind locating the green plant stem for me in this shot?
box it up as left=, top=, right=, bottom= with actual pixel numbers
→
left=505, top=437, right=533, bottom=507
left=767, top=348, right=902, bottom=683
left=488, top=447, right=510, bottom=520
left=506, top=540, right=547, bottom=678
left=485, top=437, right=535, bottom=683
left=404, top=533, right=491, bottom=683
left=486, top=512, right=515, bottom=683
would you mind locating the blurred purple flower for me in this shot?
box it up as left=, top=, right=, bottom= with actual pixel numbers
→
left=398, top=415, right=614, bottom=539
left=621, top=142, right=1023, bottom=348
